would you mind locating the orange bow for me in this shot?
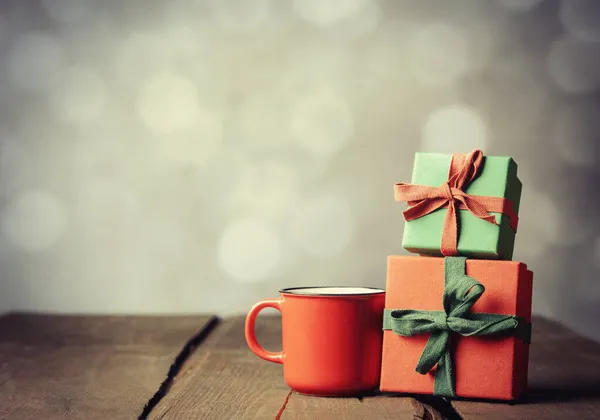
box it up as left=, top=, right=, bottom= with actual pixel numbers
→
left=394, top=149, right=519, bottom=256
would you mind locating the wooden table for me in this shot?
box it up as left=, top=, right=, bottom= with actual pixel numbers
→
left=0, top=314, right=598, bottom=419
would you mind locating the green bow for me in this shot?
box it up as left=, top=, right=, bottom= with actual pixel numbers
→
left=382, top=257, right=531, bottom=398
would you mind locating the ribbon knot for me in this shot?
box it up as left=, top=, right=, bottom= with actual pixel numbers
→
left=433, top=312, right=450, bottom=332
left=440, top=182, right=455, bottom=201
left=394, top=149, right=519, bottom=256
left=382, top=257, right=531, bottom=397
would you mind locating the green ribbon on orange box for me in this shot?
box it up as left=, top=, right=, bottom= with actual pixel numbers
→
left=382, top=257, right=531, bottom=398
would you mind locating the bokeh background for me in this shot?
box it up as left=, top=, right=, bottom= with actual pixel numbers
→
left=0, top=0, right=599, bottom=341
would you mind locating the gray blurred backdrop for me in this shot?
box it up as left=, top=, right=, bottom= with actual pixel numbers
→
left=0, top=0, right=599, bottom=341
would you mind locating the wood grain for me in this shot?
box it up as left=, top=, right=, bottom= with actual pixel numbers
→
left=150, top=315, right=444, bottom=420
left=0, top=313, right=216, bottom=420
left=452, top=317, right=600, bottom=420
left=281, top=393, right=445, bottom=420
left=3, top=313, right=589, bottom=419
left=149, top=316, right=290, bottom=420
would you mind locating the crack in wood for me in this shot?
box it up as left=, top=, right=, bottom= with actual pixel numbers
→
left=275, top=389, right=294, bottom=419
left=138, top=316, right=221, bottom=420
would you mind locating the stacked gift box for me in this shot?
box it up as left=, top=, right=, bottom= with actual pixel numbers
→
left=380, top=149, right=533, bottom=401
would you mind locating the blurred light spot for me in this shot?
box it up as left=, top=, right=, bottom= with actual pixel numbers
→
left=422, top=105, right=488, bottom=153
left=210, top=0, right=271, bottom=31
left=291, top=89, right=354, bottom=158
left=1, top=191, right=67, bottom=251
left=293, top=0, right=368, bottom=27
left=559, top=0, right=600, bottom=42
left=311, top=0, right=381, bottom=39
left=552, top=105, right=598, bottom=168
left=336, top=0, right=380, bottom=38
left=113, top=30, right=216, bottom=87
left=7, top=33, right=66, bottom=93
left=408, top=23, right=470, bottom=87
left=218, top=218, right=280, bottom=282
left=156, top=111, right=223, bottom=167
left=136, top=72, right=204, bottom=135
left=0, top=138, right=34, bottom=196
left=195, top=151, right=325, bottom=217
left=287, top=194, right=354, bottom=259
left=230, top=162, right=300, bottom=221
left=497, top=0, right=544, bottom=12
left=235, top=93, right=292, bottom=149
left=547, top=34, right=600, bottom=94
left=513, top=191, right=558, bottom=260
left=49, top=67, right=107, bottom=124
left=41, top=0, right=92, bottom=24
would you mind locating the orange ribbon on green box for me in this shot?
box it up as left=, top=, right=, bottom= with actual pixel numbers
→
left=394, top=149, right=519, bottom=257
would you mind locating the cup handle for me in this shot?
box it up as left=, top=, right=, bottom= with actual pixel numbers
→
left=244, top=298, right=284, bottom=364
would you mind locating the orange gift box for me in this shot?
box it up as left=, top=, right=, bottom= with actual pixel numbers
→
left=380, top=255, right=533, bottom=400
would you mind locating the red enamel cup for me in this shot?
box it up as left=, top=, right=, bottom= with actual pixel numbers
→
left=245, top=286, right=385, bottom=396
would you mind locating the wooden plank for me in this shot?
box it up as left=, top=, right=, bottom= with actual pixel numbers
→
left=149, top=315, right=290, bottom=419
left=150, top=316, right=445, bottom=420
left=452, top=316, right=600, bottom=420
left=0, top=313, right=215, bottom=347
left=281, top=393, right=445, bottom=420
left=0, top=313, right=217, bottom=420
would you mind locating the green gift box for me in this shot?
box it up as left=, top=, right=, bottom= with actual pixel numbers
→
left=396, top=150, right=522, bottom=260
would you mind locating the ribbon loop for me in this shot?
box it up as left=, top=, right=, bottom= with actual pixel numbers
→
left=415, top=331, right=449, bottom=375
left=394, top=149, right=519, bottom=256
left=382, top=257, right=532, bottom=398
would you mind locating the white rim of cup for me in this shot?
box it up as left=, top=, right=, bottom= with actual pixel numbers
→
left=279, top=286, right=385, bottom=296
